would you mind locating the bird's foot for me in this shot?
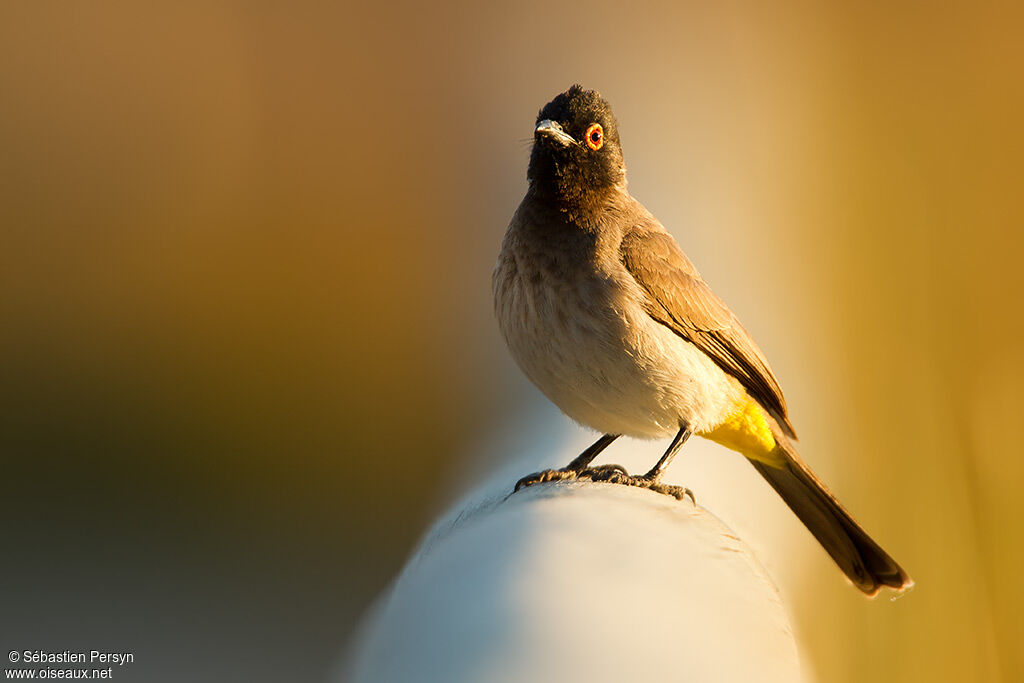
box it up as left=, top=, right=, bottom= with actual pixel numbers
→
left=514, top=468, right=578, bottom=492
left=513, top=463, right=630, bottom=493
left=580, top=463, right=630, bottom=477
left=513, top=465, right=694, bottom=503
left=581, top=468, right=696, bottom=503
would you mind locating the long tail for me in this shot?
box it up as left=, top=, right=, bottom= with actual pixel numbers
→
left=750, top=423, right=913, bottom=596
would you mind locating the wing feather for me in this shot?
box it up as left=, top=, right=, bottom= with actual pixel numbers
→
left=620, top=226, right=797, bottom=438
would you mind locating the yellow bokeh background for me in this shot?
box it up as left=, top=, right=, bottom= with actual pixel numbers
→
left=1, top=2, right=1021, bottom=680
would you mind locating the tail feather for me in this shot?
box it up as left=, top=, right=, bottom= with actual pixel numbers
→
left=751, top=424, right=913, bottom=596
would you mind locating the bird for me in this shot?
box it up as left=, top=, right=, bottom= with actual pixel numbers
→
left=493, top=84, right=912, bottom=596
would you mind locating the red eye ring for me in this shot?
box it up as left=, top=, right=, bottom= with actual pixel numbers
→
left=585, top=123, right=604, bottom=150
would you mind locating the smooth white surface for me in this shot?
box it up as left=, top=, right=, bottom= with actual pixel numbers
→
left=344, top=476, right=802, bottom=683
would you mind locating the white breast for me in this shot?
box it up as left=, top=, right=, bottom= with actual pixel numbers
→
left=494, top=244, right=742, bottom=439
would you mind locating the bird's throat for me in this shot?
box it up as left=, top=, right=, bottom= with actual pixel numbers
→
left=528, top=180, right=624, bottom=231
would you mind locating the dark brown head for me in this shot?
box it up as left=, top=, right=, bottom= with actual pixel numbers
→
left=527, top=85, right=626, bottom=206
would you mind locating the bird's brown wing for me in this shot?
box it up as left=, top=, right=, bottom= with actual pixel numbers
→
left=620, top=226, right=796, bottom=438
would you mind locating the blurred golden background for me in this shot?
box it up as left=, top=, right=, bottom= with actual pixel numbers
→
left=1, top=1, right=1021, bottom=681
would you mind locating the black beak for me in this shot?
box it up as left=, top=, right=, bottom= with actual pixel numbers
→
left=535, top=119, right=576, bottom=147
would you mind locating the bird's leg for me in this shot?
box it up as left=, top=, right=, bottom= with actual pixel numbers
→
left=514, top=434, right=621, bottom=492
left=583, top=425, right=696, bottom=502
left=640, top=425, right=692, bottom=482
left=564, top=433, right=621, bottom=471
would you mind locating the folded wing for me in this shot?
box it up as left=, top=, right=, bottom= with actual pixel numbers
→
left=620, top=224, right=797, bottom=438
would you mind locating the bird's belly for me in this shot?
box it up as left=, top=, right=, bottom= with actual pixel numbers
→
left=495, top=267, right=743, bottom=438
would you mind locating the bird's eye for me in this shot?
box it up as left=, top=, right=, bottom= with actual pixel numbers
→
left=585, top=123, right=604, bottom=151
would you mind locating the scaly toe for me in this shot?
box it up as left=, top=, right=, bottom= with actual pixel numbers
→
left=584, top=471, right=696, bottom=503
left=513, top=466, right=695, bottom=503
left=579, top=463, right=630, bottom=478
left=655, top=484, right=695, bottom=503
left=639, top=478, right=695, bottom=502
left=514, top=468, right=580, bottom=492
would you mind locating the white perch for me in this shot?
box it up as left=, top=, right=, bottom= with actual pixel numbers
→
left=343, top=476, right=802, bottom=683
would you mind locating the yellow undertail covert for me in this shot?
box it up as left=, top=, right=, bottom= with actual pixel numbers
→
left=698, top=396, right=783, bottom=467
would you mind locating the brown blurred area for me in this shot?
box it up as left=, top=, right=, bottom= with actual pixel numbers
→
left=1, top=1, right=1022, bottom=681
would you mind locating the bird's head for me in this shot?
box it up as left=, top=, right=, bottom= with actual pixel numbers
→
left=527, top=85, right=626, bottom=204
